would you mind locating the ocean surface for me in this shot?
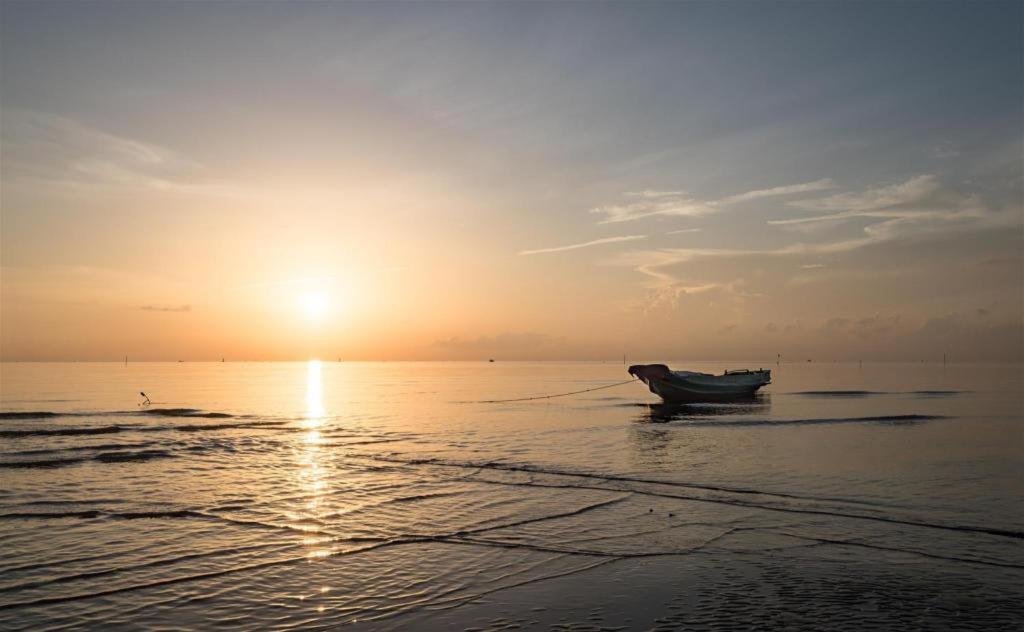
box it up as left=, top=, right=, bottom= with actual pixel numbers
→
left=1, top=361, right=1021, bottom=631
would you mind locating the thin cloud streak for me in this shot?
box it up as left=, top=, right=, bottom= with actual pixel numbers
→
left=718, top=178, right=836, bottom=205
left=786, top=175, right=940, bottom=213
left=139, top=304, right=191, bottom=313
left=591, top=179, right=839, bottom=224
left=590, top=196, right=712, bottom=224
left=519, top=235, right=646, bottom=255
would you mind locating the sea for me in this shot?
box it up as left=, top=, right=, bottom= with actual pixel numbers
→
left=1, top=360, right=1021, bottom=631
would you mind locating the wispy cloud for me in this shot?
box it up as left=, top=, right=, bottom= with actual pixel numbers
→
left=767, top=176, right=1003, bottom=236
left=625, top=189, right=687, bottom=198
left=3, top=110, right=191, bottom=186
left=718, top=178, right=835, bottom=205
left=590, top=179, right=837, bottom=224
left=0, top=110, right=253, bottom=199
left=590, top=195, right=713, bottom=224
left=667, top=228, right=702, bottom=235
left=140, top=304, right=191, bottom=312
left=610, top=175, right=1017, bottom=291
left=519, top=235, right=646, bottom=255
left=785, top=175, right=940, bottom=214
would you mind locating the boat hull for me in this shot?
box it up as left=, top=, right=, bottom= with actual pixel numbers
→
left=628, top=364, right=771, bottom=403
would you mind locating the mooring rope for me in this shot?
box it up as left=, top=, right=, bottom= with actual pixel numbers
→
left=466, top=378, right=639, bottom=404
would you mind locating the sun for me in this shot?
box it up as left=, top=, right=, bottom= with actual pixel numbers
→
left=302, top=292, right=329, bottom=320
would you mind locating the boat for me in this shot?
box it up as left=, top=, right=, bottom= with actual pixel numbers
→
left=628, top=364, right=771, bottom=403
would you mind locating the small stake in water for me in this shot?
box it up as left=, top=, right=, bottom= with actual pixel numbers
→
left=139, top=391, right=151, bottom=406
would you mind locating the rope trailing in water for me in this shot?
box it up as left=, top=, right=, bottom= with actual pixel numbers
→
left=470, top=378, right=639, bottom=404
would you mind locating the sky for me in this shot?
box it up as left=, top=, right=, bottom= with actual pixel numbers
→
left=1, top=1, right=1021, bottom=361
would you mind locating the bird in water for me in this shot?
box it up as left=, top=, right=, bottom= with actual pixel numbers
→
left=139, top=391, right=151, bottom=406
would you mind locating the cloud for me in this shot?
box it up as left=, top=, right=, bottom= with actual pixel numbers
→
left=607, top=238, right=879, bottom=289
left=0, top=110, right=252, bottom=199
left=519, top=234, right=646, bottom=255
left=785, top=175, right=941, bottom=214
left=590, top=179, right=836, bottom=224
left=801, top=263, right=826, bottom=269
left=590, top=195, right=714, bottom=224
left=606, top=175, right=1015, bottom=288
left=3, top=110, right=190, bottom=186
left=766, top=177, right=1016, bottom=258
left=140, top=304, right=191, bottom=312
left=718, top=178, right=835, bottom=205
left=626, top=190, right=687, bottom=198
left=667, top=228, right=702, bottom=235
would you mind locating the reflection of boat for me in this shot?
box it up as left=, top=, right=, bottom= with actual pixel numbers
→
left=636, top=399, right=770, bottom=423
left=628, top=364, right=771, bottom=403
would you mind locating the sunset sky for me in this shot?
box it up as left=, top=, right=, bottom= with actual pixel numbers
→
left=2, top=1, right=1021, bottom=361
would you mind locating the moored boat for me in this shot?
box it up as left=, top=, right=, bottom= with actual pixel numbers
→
left=628, top=364, right=771, bottom=403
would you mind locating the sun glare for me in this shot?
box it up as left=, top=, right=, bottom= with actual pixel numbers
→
left=302, top=292, right=329, bottom=320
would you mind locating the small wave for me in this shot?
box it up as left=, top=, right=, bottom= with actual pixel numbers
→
left=2, top=441, right=161, bottom=457
left=792, top=390, right=964, bottom=398
left=0, top=426, right=123, bottom=438
left=1, top=408, right=237, bottom=421
left=141, top=408, right=234, bottom=418
left=1, top=449, right=175, bottom=469
left=113, top=509, right=204, bottom=520
left=0, top=510, right=103, bottom=520
left=0, top=456, right=90, bottom=469
left=170, top=421, right=287, bottom=432
left=0, top=419, right=287, bottom=439
left=671, top=414, right=945, bottom=427
left=792, top=390, right=882, bottom=397
left=366, top=455, right=1024, bottom=541
left=93, top=449, right=174, bottom=463
left=0, top=411, right=61, bottom=419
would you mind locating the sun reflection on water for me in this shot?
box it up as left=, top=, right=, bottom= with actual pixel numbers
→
left=300, top=359, right=331, bottom=565
left=305, top=359, right=324, bottom=424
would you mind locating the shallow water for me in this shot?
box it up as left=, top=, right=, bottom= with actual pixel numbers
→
left=1, top=361, right=1021, bottom=630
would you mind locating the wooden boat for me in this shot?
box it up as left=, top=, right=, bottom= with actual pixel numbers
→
left=628, top=364, right=771, bottom=403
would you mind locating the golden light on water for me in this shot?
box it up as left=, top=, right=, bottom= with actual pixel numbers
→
left=305, top=360, right=324, bottom=423
left=297, top=359, right=331, bottom=563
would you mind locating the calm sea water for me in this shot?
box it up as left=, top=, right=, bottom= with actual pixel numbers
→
left=1, top=361, right=1021, bottom=630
